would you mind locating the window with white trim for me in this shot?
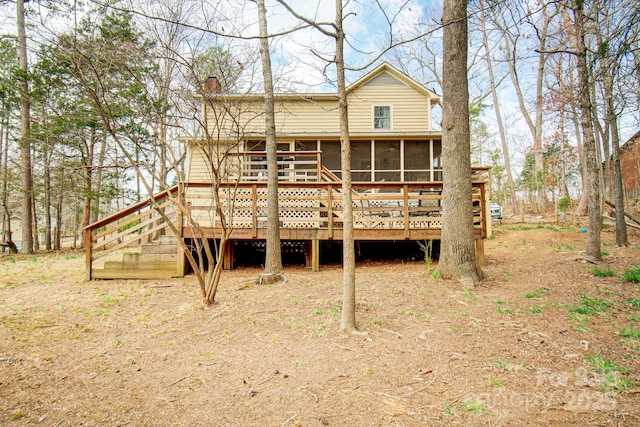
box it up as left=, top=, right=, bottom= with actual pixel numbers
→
left=373, top=105, right=391, bottom=129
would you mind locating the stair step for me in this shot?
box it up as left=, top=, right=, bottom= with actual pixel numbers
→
left=154, top=235, right=178, bottom=245
left=92, top=266, right=179, bottom=280
left=104, top=259, right=176, bottom=271
left=122, top=253, right=176, bottom=264
left=142, top=243, right=177, bottom=254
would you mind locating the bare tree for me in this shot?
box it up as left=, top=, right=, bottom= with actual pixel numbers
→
left=591, top=0, right=633, bottom=247
left=16, top=0, right=34, bottom=253
left=254, top=0, right=284, bottom=284
left=436, top=0, right=485, bottom=288
left=494, top=2, right=555, bottom=210
left=477, top=0, right=518, bottom=215
left=571, top=1, right=601, bottom=262
left=274, top=0, right=358, bottom=332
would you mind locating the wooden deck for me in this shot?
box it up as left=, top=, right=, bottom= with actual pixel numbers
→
left=84, top=153, right=490, bottom=279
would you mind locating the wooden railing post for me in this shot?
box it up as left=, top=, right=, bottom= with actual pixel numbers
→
left=85, top=227, right=93, bottom=281
left=403, top=185, right=409, bottom=239
left=252, top=184, right=258, bottom=238
left=327, top=184, right=334, bottom=238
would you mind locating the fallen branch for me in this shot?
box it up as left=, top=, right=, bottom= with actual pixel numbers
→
left=168, top=374, right=192, bottom=386
left=281, top=414, right=297, bottom=426
left=604, top=200, right=640, bottom=226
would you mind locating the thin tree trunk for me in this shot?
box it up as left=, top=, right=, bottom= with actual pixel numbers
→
left=17, top=0, right=34, bottom=254
left=500, top=10, right=550, bottom=210
left=335, top=0, right=357, bottom=333
left=610, top=108, right=628, bottom=246
left=55, top=191, right=63, bottom=251
left=32, top=191, right=39, bottom=251
left=570, top=83, right=588, bottom=215
left=437, top=0, right=485, bottom=288
left=92, top=137, right=108, bottom=224
left=0, top=100, right=8, bottom=243
left=479, top=0, right=518, bottom=215
left=572, top=3, right=601, bottom=262
left=81, top=129, right=96, bottom=249
left=44, top=138, right=52, bottom=251
left=255, top=0, right=283, bottom=282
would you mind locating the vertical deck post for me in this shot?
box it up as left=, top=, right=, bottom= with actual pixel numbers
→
left=403, top=185, right=410, bottom=239
left=476, top=238, right=485, bottom=266
left=311, top=238, right=320, bottom=272
left=176, top=209, right=185, bottom=277
left=252, top=184, right=258, bottom=238
left=327, top=184, right=334, bottom=239
left=85, top=227, right=93, bottom=281
left=223, top=239, right=234, bottom=270
left=316, top=152, right=322, bottom=181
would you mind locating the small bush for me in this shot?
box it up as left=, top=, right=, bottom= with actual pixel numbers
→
left=619, top=324, right=640, bottom=339
left=587, top=354, right=631, bottom=393
left=525, top=288, right=547, bottom=298
left=622, top=267, right=640, bottom=283
left=570, top=294, right=610, bottom=316
left=592, top=267, right=617, bottom=278
left=558, top=197, right=572, bottom=213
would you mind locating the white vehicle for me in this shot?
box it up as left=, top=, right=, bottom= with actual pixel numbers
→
left=490, top=201, right=503, bottom=224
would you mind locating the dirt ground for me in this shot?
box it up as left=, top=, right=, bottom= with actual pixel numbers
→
left=1, top=218, right=640, bottom=426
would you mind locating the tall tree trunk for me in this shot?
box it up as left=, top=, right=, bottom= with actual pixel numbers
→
left=607, top=97, right=628, bottom=246
left=91, top=137, right=107, bottom=224
left=572, top=3, right=601, bottom=262
left=255, top=0, right=283, bottom=282
left=500, top=9, right=551, bottom=210
left=1, top=100, right=8, bottom=243
left=55, top=191, right=63, bottom=251
left=81, top=128, right=96, bottom=248
left=32, top=191, right=39, bottom=251
left=437, top=0, right=485, bottom=288
left=17, top=0, right=34, bottom=254
left=44, top=137, right=52, bottom=251
left=335, top=0, right=357, bottom=333
left=596, top=14, right=628, bottom=246
left=479, top=0, right=518, bottom=215
left=569, top=75, right=588, bottom=215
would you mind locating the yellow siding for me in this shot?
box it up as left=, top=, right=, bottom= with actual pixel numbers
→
left=275, top=99, right=340, bottom=134
left=186, top=144, right=243, bottom=182
left=347, top=84, right=432, bottom=133
left=204, top=71, right=434, bottom=136
left=187, top=145, right=208, bottom=182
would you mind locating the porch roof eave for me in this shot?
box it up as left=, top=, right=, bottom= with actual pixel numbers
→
left=260, top=131, right=443, bottom=139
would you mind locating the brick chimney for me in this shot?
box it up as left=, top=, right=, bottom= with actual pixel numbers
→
left=204, top=76, right=221, bottom=94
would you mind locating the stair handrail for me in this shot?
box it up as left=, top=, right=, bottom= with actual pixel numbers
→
left=85, top=185, right=180, bottom=233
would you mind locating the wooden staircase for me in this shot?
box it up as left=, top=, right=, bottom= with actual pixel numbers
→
left=91, top=235, right=181, bottom=280
left=85, top=186, right=184, bottom=280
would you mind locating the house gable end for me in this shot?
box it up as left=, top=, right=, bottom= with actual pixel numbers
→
left=363, top=72, right=407, bottom=88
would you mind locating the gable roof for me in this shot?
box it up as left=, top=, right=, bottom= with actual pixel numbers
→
left=202, top=62, right=440, bottom=104
left=347, top=62, right=440, bottom=104
left=621, top=130, right=640, bottom=151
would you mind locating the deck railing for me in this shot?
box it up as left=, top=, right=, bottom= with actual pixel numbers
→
left=183, top=180, right=487, bottom=240
left=226, top=151, right=323, bottom=182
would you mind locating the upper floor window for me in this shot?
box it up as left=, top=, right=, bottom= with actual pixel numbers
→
left=373, top=105, right=391, bottom=129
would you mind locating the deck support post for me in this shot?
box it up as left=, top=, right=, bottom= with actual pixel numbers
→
left=223, top=239, right=234, bottom=270
left=176, top=241, right=185, bottom=277
left=475, top=238, right=485, bottom=266
left=311, top=238, right=320, bottom=272
left=176, top=210, right=185, bottom=277
left=85, top=228, right=92, bottom=281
